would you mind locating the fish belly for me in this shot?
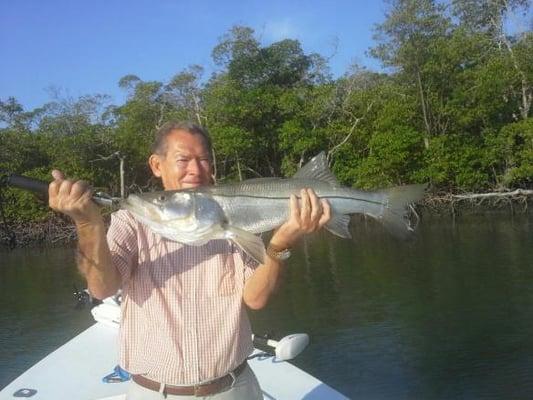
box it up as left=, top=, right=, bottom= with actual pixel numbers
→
left=216, top=195, right=290, bottom=234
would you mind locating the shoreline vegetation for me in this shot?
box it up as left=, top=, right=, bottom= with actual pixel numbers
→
left=1, top=191, right=531, bottom=249
left=425, top=189, right=533, bottom=214
left=2, top=2, right=532, bottom=248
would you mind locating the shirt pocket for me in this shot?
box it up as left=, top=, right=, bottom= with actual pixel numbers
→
left=209, top=252, right=237, bottom=297
left=186, top=241, right=240, bottom=298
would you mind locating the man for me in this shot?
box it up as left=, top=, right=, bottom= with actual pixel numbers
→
left=48, top=121, right=331, bottom=399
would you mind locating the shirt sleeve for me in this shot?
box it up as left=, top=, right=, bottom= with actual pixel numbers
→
left=106, top=210, right=138, bottom=284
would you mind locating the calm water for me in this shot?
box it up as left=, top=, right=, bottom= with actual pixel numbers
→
left=1, top=214, right=532, bottom=399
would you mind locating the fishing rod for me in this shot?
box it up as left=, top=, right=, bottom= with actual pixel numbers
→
left=0, top=171, right=120, bottom=207
left=1, top=172, right=50, bottom=199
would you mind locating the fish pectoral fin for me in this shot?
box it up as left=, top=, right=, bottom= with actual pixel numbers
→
left=325, top=214, right=352, bottom=239
left=226, top=227, right=266, bottom=264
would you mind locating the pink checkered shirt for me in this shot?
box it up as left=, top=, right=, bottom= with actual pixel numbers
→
left=106, top=210, right=259, bottom=385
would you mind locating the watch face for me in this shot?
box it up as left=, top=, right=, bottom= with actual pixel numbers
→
left=278, top=249, right=291, bottom=260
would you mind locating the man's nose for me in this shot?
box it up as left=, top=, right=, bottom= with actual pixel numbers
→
left=186, top=158, right=202, bottom=174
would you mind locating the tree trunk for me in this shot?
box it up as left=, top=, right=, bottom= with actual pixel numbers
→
left=236, top=156, right=243, bottom=181
left=416, top=69, right=431, bottom=148
left=119, top=155, right=125, bottom=198
left=490, top=6, right=531, bottom=120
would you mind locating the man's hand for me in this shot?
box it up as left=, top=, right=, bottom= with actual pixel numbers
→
left=270, top=188, right=331, bottom=249
left=48, top=170, right=102, bottom=226
left=49, top=170, right=120, bottom=299
left=244, top=188, right=330, bottom=309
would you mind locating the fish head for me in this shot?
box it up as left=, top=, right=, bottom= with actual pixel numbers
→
left=121, top=190, right=226, bottom=244
left=123, top=191, right=195, bottom=222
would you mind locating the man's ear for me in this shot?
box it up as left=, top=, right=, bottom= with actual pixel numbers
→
left=149, top=154, right=162, bottom=178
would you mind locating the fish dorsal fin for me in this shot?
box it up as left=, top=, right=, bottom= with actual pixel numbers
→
left=293, top=152, right=339, bottom=186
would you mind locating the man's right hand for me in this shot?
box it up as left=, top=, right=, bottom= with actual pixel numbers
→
left=48, top=170, right=102, bottom=226
left=49, top=170, right=120, bottom=299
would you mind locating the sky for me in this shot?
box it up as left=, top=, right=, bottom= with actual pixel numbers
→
left=0, top=0, right=388, bottom=110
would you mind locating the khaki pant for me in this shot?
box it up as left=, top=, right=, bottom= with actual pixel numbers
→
left=126, top=365, right=263, bottom=400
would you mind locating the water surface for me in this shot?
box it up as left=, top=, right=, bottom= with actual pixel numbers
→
left=1, top=214, right=532, bottom=399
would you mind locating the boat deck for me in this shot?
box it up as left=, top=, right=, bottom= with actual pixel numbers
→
left=0, top=322, right=348, bottom=400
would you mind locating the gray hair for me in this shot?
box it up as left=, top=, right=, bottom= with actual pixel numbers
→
left=152, top=121, right=213, bottom=157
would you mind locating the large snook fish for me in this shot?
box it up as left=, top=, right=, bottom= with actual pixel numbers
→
left=121, top=153, right=426, bottom=263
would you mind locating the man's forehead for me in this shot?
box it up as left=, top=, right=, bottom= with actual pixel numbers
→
left=166, top=130, right=209, bottom=153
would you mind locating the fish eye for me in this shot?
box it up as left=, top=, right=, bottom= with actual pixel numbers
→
left=158, top=195, right=166, bottom=201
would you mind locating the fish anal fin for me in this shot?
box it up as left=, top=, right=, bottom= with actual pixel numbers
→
left=325, top=214, right=352, bottom=239
left=293, top=152, right=339, bottom=186
left=226, top=226, right=266, bottom=264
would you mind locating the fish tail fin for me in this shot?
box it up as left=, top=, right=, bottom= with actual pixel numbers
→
left=226, top=226, right=266, bottom=264
left=378, top=184, right=427, bottom=238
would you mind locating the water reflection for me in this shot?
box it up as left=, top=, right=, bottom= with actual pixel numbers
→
left=0, top=247, right=94, bottom=388
left=251, top=214, right=533, bottom=399
left=1, top=214, right=532, bottom=399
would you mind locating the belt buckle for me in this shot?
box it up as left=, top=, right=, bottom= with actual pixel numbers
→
left=192, top=372, right=236, bottom=396
left=193, top=382, right=212, bottom=397
left=193, top=384, right=202, bottom=397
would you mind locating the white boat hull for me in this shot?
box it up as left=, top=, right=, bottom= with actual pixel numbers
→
left=0, top=322, right=348, bottom=399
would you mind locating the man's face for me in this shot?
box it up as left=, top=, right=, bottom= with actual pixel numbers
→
left=149, top=129, right=213, bottom=190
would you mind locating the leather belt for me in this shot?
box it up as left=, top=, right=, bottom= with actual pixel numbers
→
left=132, top=361, right=247, bottom=397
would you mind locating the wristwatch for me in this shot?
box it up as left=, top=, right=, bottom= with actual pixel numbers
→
left=266, top=243, right=291, bottom=261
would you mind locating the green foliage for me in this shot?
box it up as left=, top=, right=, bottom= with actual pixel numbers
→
left=1, top=168, right=52, bottom=223
left=205, top=28, right=331, bottom=178
left=415, top=134, right=490, bottom=190
left=354, top=127, right=425, bottom=188
left=484, top=118, right=533, bottom=188
left=452, top=0, right=530, bottom=36
left=2, top=15, right=533, bottom=225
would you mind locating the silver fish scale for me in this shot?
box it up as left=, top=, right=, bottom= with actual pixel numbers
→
left=207, top=178, right=339, bottom=198
left=201, top=178, right=384, bottom=234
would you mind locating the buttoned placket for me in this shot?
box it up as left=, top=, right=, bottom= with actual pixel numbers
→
left=182, top=255, right=200, bottom=384
left=192, top=256, right=200, bottom=383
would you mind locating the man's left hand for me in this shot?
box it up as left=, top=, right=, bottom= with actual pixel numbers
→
left=270, top=188, right=331, bottom=250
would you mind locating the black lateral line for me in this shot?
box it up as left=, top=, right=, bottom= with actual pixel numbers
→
left=211, top=193, right=384, bottom=207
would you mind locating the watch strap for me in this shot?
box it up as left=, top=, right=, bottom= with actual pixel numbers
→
left=266, top=243, right=291, bottom=261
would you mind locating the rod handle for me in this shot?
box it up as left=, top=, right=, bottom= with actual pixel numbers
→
left=6, top=173, right=49, bottom=198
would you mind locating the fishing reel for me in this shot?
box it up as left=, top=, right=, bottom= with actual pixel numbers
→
left=73, top=284, right=102, bottom=309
